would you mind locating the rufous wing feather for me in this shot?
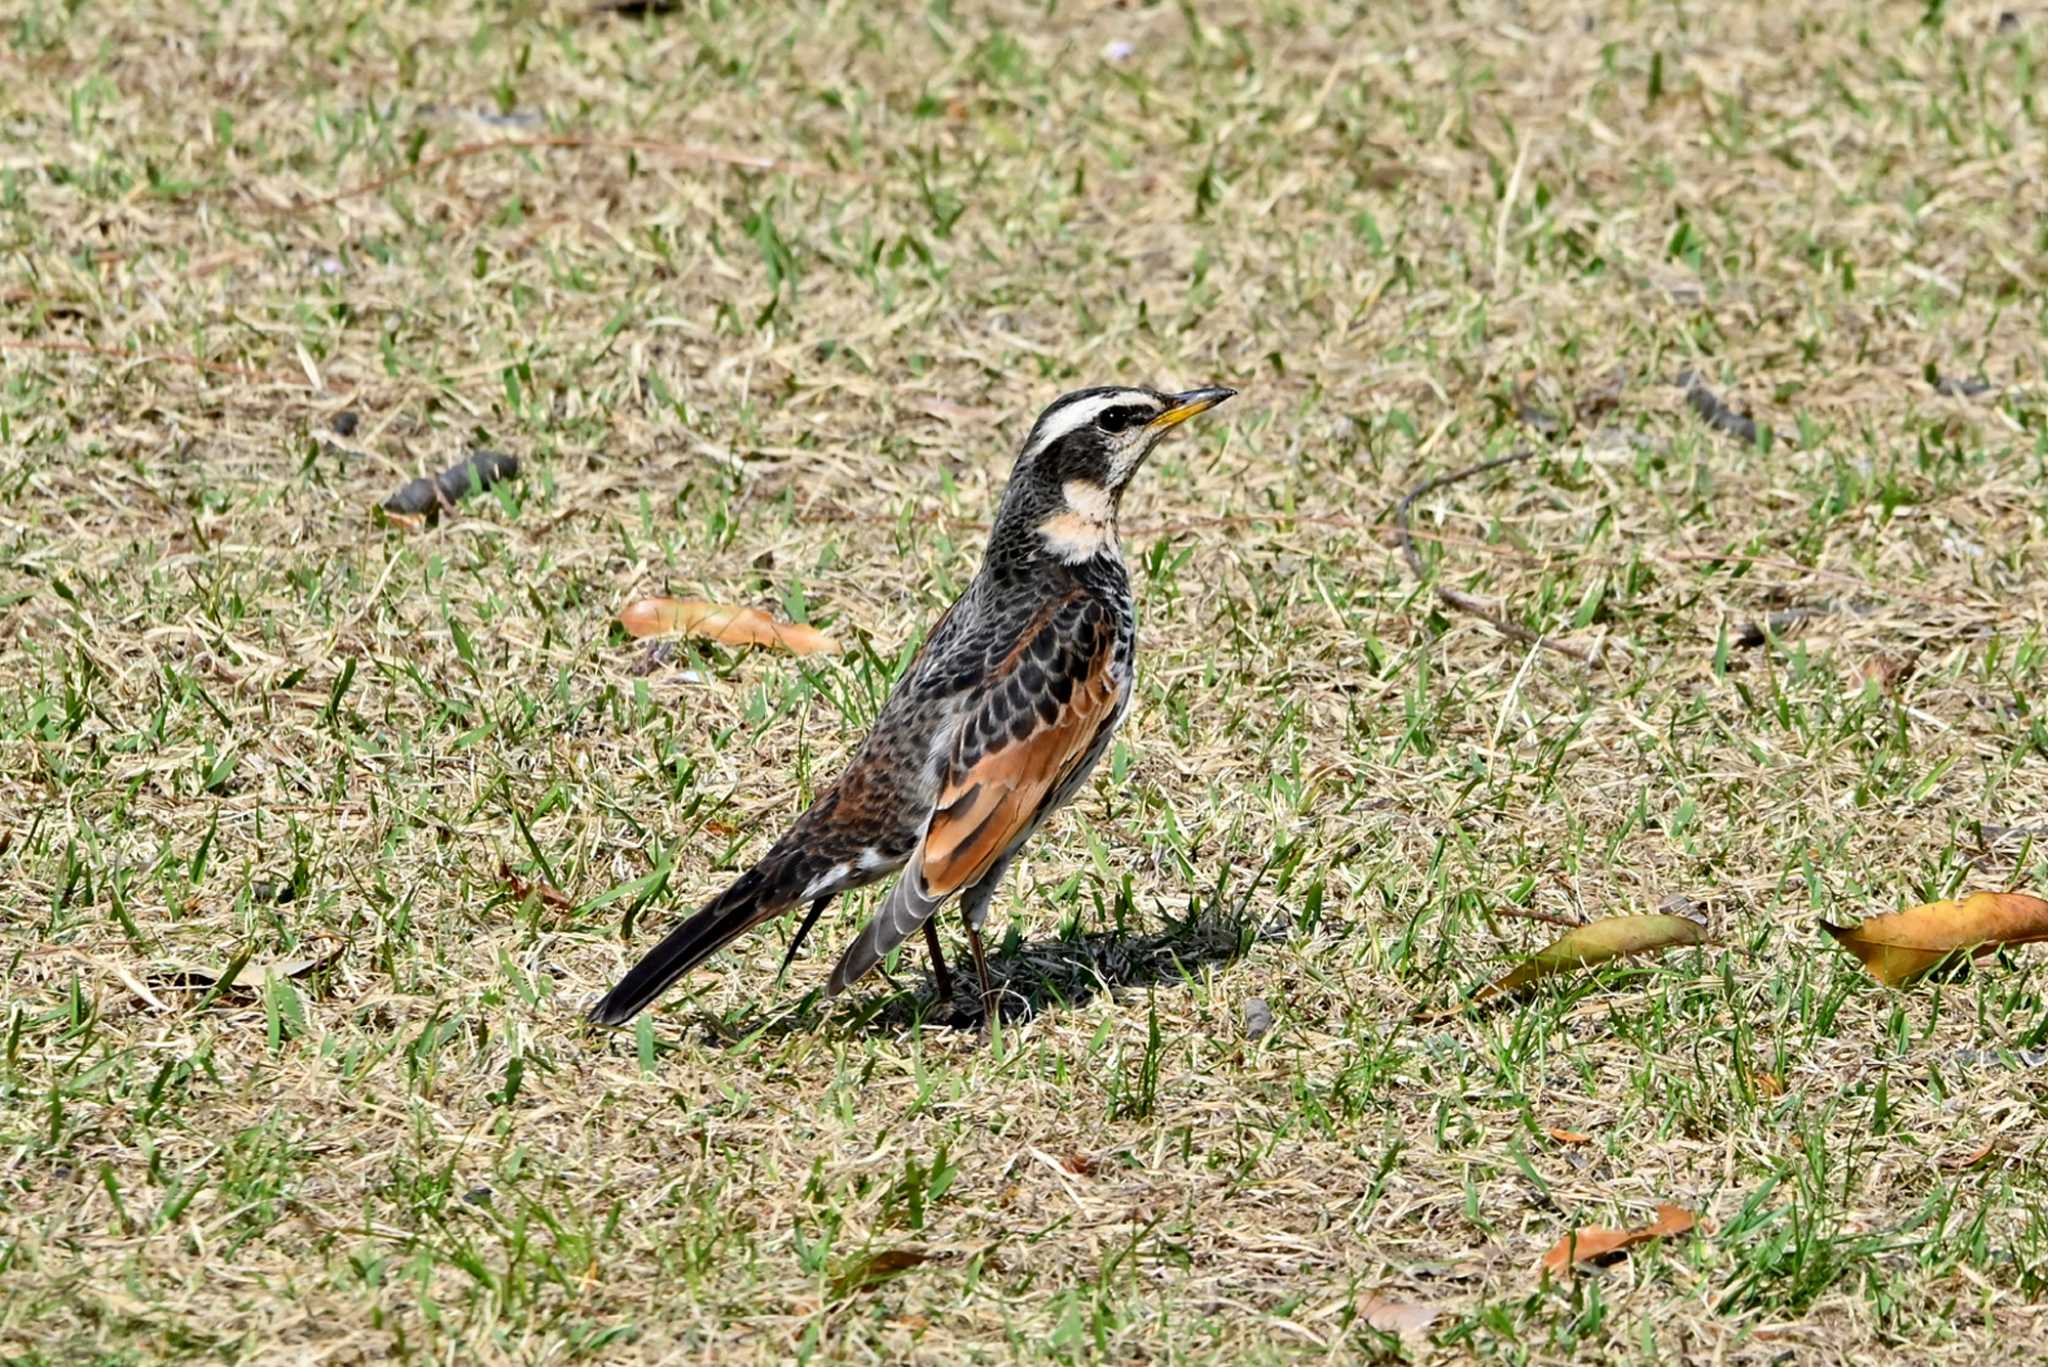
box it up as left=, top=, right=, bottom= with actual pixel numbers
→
left=825, top=598, right=1123, bottom=993
left=921, top=646, right=1116, bottom=896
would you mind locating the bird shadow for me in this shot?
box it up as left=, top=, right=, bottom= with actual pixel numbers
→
left=693, top=907, right=1303, bottom=1046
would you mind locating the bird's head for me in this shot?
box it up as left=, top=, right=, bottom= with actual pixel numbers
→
left=1000, top=384, right=1236, bottom=562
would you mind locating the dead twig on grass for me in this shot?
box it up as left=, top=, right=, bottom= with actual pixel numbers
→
left=1678, top=369, right=1759, bottom=444
left=1735, top=601, right=1886, bottom=648
left=300, top=135, right=865, bottom=210
left=1394, top=448, right=1606, bottom=665
left=0, top=338, right=311, bottom=388
left=381, top=450, right=521, bottom=528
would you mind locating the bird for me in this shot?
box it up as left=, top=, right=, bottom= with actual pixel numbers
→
left=587, top=382, right=1237, bottom=1032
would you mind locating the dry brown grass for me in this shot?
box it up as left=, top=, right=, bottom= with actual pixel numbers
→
left=5, top=0, right=2048, bottom=1360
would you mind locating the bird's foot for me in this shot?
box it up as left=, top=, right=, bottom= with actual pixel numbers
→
left=934, top=999, right=981, bottom=1032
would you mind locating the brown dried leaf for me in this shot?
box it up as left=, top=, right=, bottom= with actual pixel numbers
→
left=618, top=596, right=841, bottom=655
left=1822, top=891, right=2048, bottom=987
left=1541, top=1203, right=1697, bottom=1275
left=1355, top=1291, right=1442, bottom=1342
left=1546, top=1128, right=1593, bottom=1145
left=1944, top=1139, right=1998, bottom=1171
left=829, top=1247, right=933, bottom=1300
left=499, top=861, right=573, bottom=910
left=1861, top=652, right=1916, bottom=691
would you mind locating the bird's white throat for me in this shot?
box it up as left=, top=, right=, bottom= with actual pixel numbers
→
left=1038, top=479, right=1118, bottom=562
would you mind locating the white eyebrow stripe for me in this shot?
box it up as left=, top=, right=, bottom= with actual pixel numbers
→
left=1022, top=391, right=1158, bottom=459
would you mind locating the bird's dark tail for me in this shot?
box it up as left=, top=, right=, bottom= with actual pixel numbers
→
left=587, top=862, right=799, bottom=1026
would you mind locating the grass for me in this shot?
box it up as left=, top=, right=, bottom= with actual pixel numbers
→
left=4, top=0, right=2048, bottom=1359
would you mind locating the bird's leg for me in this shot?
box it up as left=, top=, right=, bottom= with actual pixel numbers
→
left=962, top=918, right=998, bottom=1035
left=922, top=918, right=955, bottom=1004
left=954, top=858, right=1011, bottom=1035
left=777, top=896, right=833, bottom=981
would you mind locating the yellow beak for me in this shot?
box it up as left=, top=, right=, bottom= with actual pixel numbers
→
left=1147, top=386, right=1238, bottom=431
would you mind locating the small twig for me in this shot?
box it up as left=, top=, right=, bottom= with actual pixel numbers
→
left=381, top=449, right=521, bottom=527
left=0, top=338, right=309, bottom=388
left=1492, top=134, right=1532, bottom=287
left=1677, top=369, right=1759, bottom=443
left=1736, top=606, right=1833, bottom=647
left=301, top=134, right=863, bottom=210
left=1734, top=600, right=1883, bottom=648
left=1975, top=823, right=2048, bottom=845
left=1393, top=448, right=1605, bottom=665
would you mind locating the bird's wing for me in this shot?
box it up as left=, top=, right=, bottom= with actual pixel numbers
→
left=920, top=601, right=1121, bottom=897
left=826, top=593, right=1123, bottom=993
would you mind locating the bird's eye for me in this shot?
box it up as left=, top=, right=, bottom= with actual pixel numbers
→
left=1096, top=405, right=1147, bottom=434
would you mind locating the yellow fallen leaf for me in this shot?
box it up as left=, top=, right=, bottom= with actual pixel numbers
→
left=618, top=597, right=841, bottom=655
left=1541, top=1203, right=1696, bottom=1275
left=1425, top=913, right=1710, bottom=1017
left=1822, top=891, right=2048, bottom=987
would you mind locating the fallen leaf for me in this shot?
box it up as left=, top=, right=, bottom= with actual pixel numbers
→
left=1427, top=913, right=1711, bottom=1017
left=1546, top=1128, right=1593, bottom=1145
left=499, top=861, right=573, bottom=910
left=1355, top=1291, right=1442, bottom=1342
left=153, top=934, right=346, bottom=995
left=1822, top=891, right=2048, bottom=987
left=618, top=597, right=841, bottom=655
left=1862, top=652, right=1916, bottom=691
left=828, top=1247, right=933, bottom=1299
left=1541, top=1203, right=1697, bottom=1275
left=1944, top=1139, right=1998, bottom=1171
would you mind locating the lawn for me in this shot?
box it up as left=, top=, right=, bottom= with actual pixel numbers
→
left=5, top=0, right=2048, bottom=1360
